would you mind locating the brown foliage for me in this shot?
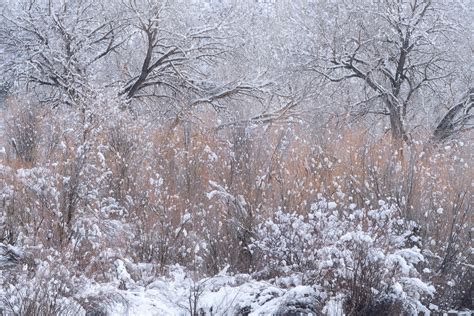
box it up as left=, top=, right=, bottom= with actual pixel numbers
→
left=0, top=104, right=471, bottom=309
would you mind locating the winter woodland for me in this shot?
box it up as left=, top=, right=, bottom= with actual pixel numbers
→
left=0, top=0, right=472, bottom=315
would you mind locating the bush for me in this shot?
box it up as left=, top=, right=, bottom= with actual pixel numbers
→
left=254, top=200, right=435, bottom=314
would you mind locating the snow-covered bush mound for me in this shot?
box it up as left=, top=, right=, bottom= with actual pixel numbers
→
left=253, top=200, right=435, bottom=314
left=0, top=263, right=320, bottom=315
left=103, top=266, right=321, bottom=315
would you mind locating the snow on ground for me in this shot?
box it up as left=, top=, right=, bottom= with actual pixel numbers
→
left=78, top=267, right=319, bottom=315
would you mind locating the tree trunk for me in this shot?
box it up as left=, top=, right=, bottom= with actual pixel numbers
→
left=386, top=100, right=407, bottom=160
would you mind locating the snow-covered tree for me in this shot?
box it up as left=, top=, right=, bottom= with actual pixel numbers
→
left=293, top=0, right=472, bottom=146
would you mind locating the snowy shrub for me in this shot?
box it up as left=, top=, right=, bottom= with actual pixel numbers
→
left=132, top=207, right=197, bottom=271
left=206, top=180, right=256, bottom=273
left=254, top=200, right=435, bottom=314
left=0, top=244, right=22, bottom=270
left=4, top=101, right=40, bottom=163
left=0, top=257, right=83, bottom=316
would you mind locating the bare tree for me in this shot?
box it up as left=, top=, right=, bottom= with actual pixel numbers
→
left=299, top=0, right=465, bottom=149
left=433, top=88, right=473, bottom=142
left=1, top=0, right=269, bottom=118
left=0, top=0, right=127, bottom=107
left=117, top=1, right=268, bottom=111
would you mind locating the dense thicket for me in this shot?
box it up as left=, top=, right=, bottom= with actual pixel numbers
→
left=0, top=0, right=472, bottom=315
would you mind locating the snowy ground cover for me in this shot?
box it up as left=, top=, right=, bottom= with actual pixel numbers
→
left=92, top=267, right=322, bottom=315
left=0, top=201, right=450, bottom=315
